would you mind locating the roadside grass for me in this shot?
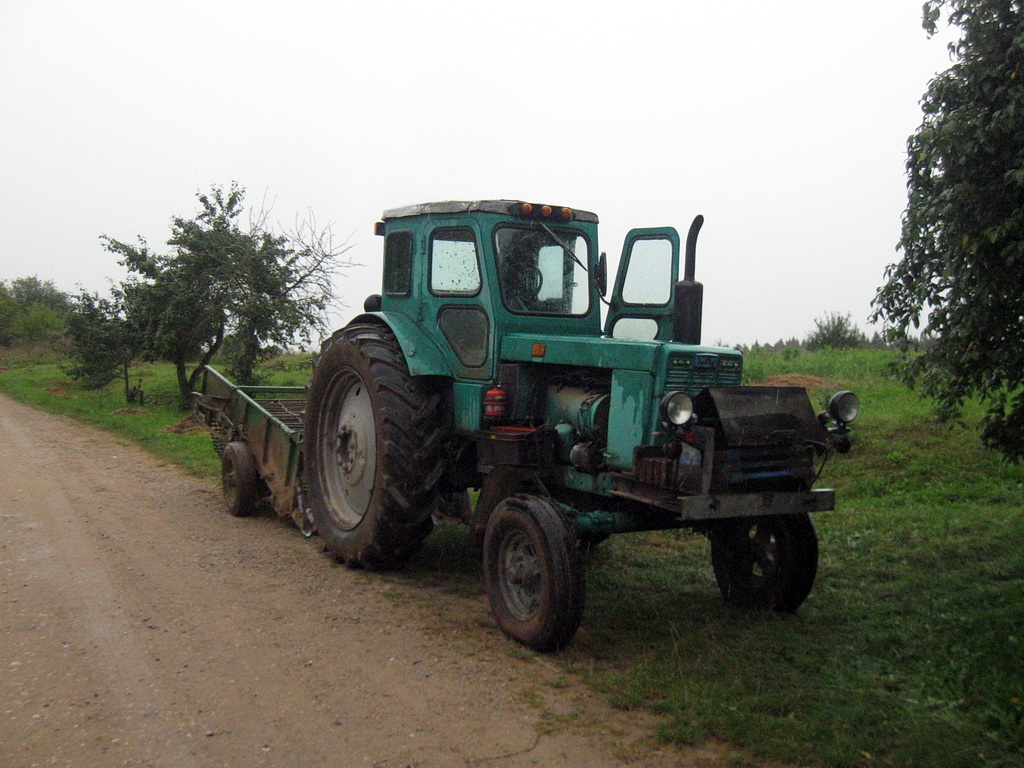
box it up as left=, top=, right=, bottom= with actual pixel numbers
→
left=0, top=352, right=220, bottom=478
left=1, top=346, right=1021, bottom=767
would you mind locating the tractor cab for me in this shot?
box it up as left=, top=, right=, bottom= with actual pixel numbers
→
left=370, top=200, right=709, bottom=384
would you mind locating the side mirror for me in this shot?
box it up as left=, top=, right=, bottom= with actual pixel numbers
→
left=596, top=251, right=608, bottom=296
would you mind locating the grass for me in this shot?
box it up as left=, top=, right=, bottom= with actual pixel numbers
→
left=555, top=349, right=1024, bottom=768
left=0, top=346, right=220, bottom=478
left=1, top=344, right=1022, bottom=767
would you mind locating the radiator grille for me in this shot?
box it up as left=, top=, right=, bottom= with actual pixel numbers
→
left=665, top=353, right=742, bottom=394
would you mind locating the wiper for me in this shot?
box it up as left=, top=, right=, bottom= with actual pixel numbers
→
left=539, top=223, right=588, bottom=273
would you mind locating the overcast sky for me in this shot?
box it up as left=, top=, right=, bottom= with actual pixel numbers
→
left=1, top=1, right=956, bottom=346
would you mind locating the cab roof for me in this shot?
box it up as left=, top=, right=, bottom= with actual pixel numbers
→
left=381, top=200, right=599, bottom=224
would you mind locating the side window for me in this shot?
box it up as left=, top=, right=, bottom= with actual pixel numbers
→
left=383, top=231, right=413, bottom=296
left=621, top=237, right=673, bottom=306
left=430, top=228, right=480, bottom=296
left=610, top=317, right=659, bottom=340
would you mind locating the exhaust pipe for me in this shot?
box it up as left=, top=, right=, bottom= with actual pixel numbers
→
left=673, top=215, right=704, bottom=345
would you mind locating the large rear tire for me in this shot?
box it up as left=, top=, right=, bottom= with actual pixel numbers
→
left=483, top=494, right=585, bottom=651
left=709, top=513, right=818, bottom=611
left=302, top=323, right=448, bottom=568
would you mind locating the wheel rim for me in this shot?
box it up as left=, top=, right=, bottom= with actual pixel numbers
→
left=749, top=523, right=781, bottom=582
left=497, top=529, right=542, bottom=621
left=318, top=369, right=377, bottom=530
left=222, top=456, right=239, bottom=509
left=717, top=519, right=784, bottom=591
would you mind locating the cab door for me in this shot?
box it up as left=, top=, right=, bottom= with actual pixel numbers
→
left=603, top=227, right=680, bottom=341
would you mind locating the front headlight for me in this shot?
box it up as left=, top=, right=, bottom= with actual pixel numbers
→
left=828, top=390, right=860, bottom=424
left=660, top=391, right=694, bottom=426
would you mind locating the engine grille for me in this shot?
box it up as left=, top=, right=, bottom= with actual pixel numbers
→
left=665, top=353, right=742, bottom=394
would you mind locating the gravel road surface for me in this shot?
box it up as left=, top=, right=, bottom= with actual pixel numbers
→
left=0, top=393, right=724, bottom=768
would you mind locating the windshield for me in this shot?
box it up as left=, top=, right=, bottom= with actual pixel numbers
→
left=494, top=226, right=591, bottom=315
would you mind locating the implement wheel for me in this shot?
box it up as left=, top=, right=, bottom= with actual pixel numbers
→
left=709, top=513, right=818, bottom=612
left=483, top=494, right=585, bottom=652
left=221, top=441, right=261, bottom=517
left=302, top=323, right=448, bottom=568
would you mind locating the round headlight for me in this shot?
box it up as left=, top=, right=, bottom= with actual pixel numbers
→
left=660, top=391, right=694, bottom=426
left=828, top=390, right=860, bottom=424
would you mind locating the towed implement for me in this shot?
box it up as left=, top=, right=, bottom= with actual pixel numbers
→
left=197, top=199, right=859, bottom=651
left=194, top=367, right=315, bottom=535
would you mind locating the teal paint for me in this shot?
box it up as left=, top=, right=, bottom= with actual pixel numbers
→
left=358, top=311, right=452, bottom=377
left=606, top=369, right=653, bottom=470
left=452, top=381, right=486, bottom=433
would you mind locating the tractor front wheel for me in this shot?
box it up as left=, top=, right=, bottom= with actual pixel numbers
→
left=483, top=494, right=585, bottom=652
left=708, top=513, right=818, bottom=612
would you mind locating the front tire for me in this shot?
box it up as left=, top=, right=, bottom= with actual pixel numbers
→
left=483, top=494, right=585, bottom=652
left=303, top=323, right=448, bottom=568
left=709, top=513, right=818, bottom=611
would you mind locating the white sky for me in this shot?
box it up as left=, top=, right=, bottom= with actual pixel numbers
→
left=0, top=1, right=955, bottom=346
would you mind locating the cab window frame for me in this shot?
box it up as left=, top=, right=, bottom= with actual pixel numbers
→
left=428, top=226, right=482, bottom=298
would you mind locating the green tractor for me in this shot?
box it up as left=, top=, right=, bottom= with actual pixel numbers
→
left=302, top=200, right=858, bottom=651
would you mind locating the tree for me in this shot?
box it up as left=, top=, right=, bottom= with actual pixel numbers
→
left=0, top=283, right=18, bottom=346
left=13, top=303, right=65, bottom=344
left=872, top=1, right=1024, bottom=460
left=104, top=183, right=349, bottom=408
left=62, top=290, right=140, bottom=393
left=805, top=312, right=867, bottom=351
left=7, top=276, right=70, bottom=313
left=0, top=276, right=70, bottom=346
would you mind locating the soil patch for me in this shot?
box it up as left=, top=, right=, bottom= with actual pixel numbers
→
left=162, top=414, right=209, bottom=434
left=112, top=408, right=151, bottom=416
left=44, top=385, right=67, bottom=397
left=760, top=374, right=839, bottom=390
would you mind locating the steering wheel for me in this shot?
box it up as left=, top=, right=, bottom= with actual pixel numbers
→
left=503, top=258, right=543, bottom=310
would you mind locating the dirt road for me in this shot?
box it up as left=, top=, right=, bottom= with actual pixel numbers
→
left=0, top=393, right=720, bottom=768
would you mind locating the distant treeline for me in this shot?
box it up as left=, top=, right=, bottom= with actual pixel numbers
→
left=0, top=276, right=70, bottom=347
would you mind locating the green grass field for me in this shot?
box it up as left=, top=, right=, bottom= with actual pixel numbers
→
left=1, top=346, right=1021, bottom=767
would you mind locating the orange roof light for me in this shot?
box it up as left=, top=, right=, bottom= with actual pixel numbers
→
left=516, top=201, right=579, bottom=222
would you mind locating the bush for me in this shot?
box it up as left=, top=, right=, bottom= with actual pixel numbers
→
left=805, top=312, right=867, bottom=351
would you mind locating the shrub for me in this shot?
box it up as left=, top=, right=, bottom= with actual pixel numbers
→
left=805, top=312, right=867, bottom=351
